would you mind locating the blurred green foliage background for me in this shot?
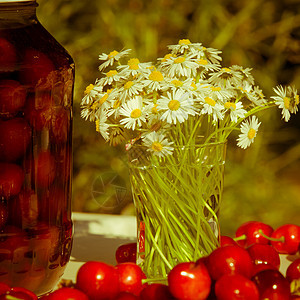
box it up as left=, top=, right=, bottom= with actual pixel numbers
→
left=37, top=0, right=300, bottom=235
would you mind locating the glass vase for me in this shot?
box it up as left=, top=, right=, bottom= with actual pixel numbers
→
left=128, top=140, right=227, bottom=280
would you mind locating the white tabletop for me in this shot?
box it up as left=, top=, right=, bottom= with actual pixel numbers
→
left=62, top=212, right=294, bottom=284
left=62, top=212, right=137, bottom=282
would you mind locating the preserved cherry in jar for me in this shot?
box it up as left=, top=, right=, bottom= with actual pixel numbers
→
left=0, top=0, right=74, bottom=295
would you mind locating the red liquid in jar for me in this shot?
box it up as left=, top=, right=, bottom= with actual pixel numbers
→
left=0, top=1, right=74, bottom=295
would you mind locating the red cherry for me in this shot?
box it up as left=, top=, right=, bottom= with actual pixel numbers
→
left=168, top=261, right=211, bottom=300
left=0, top=282, right=10, bottom=294
left=19, top=49, right=55, bottom=88
left=251, top=269, right=291, bottom=300
left=140, top=283, right=175, bottom=300
left=116, top=262, right=146, bottom=296
left=206, top=245, right=254, bottom=280
left=0, top=80, right=27, bottom=116
left=24, top=93, right=53, bottom=131
left=0, top=118, right=31, bottom=162
left=0, top=163, right=24, bottom=197
left=76, top=261, right=119, bottom=300
left=286, top=258, right=300, bottom=282
left=47, top=287, right=89, bottom=300
left=115, top=292, right=139, bottom=300
left=251, top=263, right=278, bottom=277
left=116, top=243, right=137, bottom=264
left=0, top=38, right=17, bottom=72
left=271, top=224, right=300, bottom=255
left=0, top=290, right=36, bottom=300
left=220, top=235, right=238, bottom=247
left=35, top=151, right=56, bottom=188
left=215, top=274, right=259, bottom=300
left=247, top=244, right=280, bottom=270
left=10, top=287, right=38, bottom=300
left=235, top=221, right=273, bottom=248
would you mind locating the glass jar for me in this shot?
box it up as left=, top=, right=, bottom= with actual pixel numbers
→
left=0, top=0, right=74, bottom=295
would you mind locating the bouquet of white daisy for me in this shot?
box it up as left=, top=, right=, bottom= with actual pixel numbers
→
left=81, top=39, right=299, bottom=280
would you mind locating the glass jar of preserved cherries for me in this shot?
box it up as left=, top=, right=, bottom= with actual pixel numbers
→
left=0, top=0, right=74, bottom=295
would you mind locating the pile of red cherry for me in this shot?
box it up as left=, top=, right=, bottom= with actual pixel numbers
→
left=0, top=221, right=299, bottom=300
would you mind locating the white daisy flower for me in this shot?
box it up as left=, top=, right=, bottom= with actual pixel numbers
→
left=95, top=110, right=110, bottom=140
left=209, top=67, right=243, bottom=88
left=199, top=96, right=224, bottom=122
left=92, top=88, right=118, bottom=113
left=117, top=58, right=152, bottom=76
left=168, top=39, right=202, bottom=54
left=144, top=102, right=161, bottom=124
left=98, top=69, right=123, bottom=86
left=107, top=98, right=123, bottom=119
left=271, top=85, right=299, bottom=122
left=142, top=70, right=165, bottom=91
left=142, top=131, right=174, bottom=157
left=189, top=46, right=222, bottom=65
left=157, top=89, right=196, bottom=124
left=161, top=77, right=194, bottom=92
left=195, top=58, right=220, bottom=78
left=99, top=49, right=131, bottom=71
left=81, top=82, right=103, bottom=105
left=238, top=82, right=266, bottom=106
left=117, top=79, right=145, bottom=101
left=224, top=101, right=247, bottom=123
left=119, top=96, right=146, bottom=130
left=237, top=116, right=261, bottom=149
left=160, top=54, right=198, bottom=78
left=231, top=65, right=255, bottom=85
left=204, top=85, right=233, bottom=102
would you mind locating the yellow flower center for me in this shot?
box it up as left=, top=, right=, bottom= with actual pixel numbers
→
left=198, top=59, right=208, bottom=65
left=151, top=142, right=163, bottom=152
left=205, top=97, right=216, bottom=106
left=295, top=94, right=299, bottom=105
left=95, top=119, right=100, bottom=132
left=113, top=99, right=122, bottom=109
left=248, top=128, right=256, bottom=139
left=149, top=70, right=164, bottom=82
left=171, top=79, right=183, bottom=87
left=151, top=104, right=158, bottom=114
left=128, top=58, right=140, bottom=70
left=100, top=94, right=109, bottom=105
left=162, top=53, right=175, bottom=62
left=179, top=39, right=191, bottom=45
left=222, top=67, right=231, bottom=73
left=106, top=70, right=118, bottom=77
left=128, top=58, right=139, bottom=66
left=191, top=82, right=197, bottom=90
left=224, top=102, right=236, bottom=110
left=91, top=102, right=98, bottom=111
left=108, top=50, right=119, bottom=59
left=174, top=57, right=186, bottom=64
left=211, top=86, right=221, bottom=91
left=284, top=97, right=290, bottom=109
left=85, top=84, right=94, bottom=95
left=130, top=108, right=142, bottom=118
left=124, top=81, right=134, bottom=89
left=168, top=100, right=181, bottom=111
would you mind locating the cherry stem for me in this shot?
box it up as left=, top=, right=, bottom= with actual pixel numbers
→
left=233, top=234, right=247, bottom=241
left=258, top=229, right=285, bottom=243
